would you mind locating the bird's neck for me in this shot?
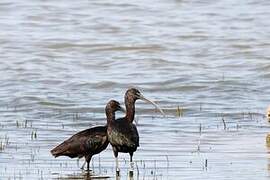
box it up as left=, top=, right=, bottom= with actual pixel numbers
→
left=106, top=111, right=115, bottom=125
left=125, top=100, right=135, bottom=123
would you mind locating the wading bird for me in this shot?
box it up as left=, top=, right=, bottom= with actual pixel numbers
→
left=51, top=100, right=125, bottom=171
left=107, top=88, right=165, bottom=176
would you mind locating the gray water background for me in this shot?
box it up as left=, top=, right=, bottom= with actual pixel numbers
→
left=0, top=0, right=270, bottom=179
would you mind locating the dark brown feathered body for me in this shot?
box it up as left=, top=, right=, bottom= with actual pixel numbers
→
left=51, top=126, right=108, bottom=159
left=107, top=118, right=139, bottom=154
left=107, top=88, right=164, bottom=176
left=51, top=100, right=124, bottom=171
left=107, top=89, right=142, bottom=165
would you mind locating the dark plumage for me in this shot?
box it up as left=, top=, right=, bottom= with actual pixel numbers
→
left=107, top=88, right=164, bottom=176
left=51, top=100, right=124, bottom=171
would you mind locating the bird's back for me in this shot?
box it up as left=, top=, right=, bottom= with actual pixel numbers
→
left=51, top=126, right=108, bottom=158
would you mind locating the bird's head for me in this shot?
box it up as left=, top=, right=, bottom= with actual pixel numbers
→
left=125, top=88, right=165, bottom=116
left=125, top=88, right=142, bottom=101
left=106, top=100, right=125, bottom=113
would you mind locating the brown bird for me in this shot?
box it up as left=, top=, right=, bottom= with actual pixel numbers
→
left=107, top=88, right=165, bottom=176
left=51, top=100, right=125, bottom=171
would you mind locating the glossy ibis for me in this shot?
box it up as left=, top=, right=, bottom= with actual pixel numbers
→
left=51, top=100, right=125, bottom=171
left=107, top=88, right=165, bottom=176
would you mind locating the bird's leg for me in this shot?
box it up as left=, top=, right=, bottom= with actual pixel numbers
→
left=85, top=155, right=92, bottom=172
left=87, top=161, right=90, bottom=172
left=113, top=149, right=120, bottom=177
left=81, top=161, right=86, bottom=170
left=116, top=157, right=120, bottom=176
left=129, top=152, right=134, bottom=177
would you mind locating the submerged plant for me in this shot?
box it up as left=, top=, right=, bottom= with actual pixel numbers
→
left=0, top=135, right=9, bottom=152
left=266, top=133, right=270, bottom=147
left=31, top=130, right=37, bottom=140
left=176, top=106, right=183, bottom=117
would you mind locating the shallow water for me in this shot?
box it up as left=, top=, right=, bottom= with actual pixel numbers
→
left=1, top=0, right=270, bottom=179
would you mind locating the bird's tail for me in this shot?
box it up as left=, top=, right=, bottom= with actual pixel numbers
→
left=50, top=141, right=69, bottom=157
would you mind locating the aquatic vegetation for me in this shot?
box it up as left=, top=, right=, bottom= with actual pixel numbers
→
left=176, top=106, right=183, bottom=117
left=197, top=123, right=202, bottom=151
left=266, top=106, right=270, bottom=122
left=204, top=159, right=208, bottom=170
left=222, top=117, right=227, bottom=130
left=266, top=133, right=270, bottom=147
left=31, top=130, right=37, bottom=140
left=0, top=135, right=9, bottom=152
left=16, top=120, right=31, bottom=128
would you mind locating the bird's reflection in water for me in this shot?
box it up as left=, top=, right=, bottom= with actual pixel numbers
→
left=56, top=171, right=110, bottom=180
left=115, top=173, right=135, bottom=180
left=115, top=173, right=139, bottom=180
left=54, top=169, right=139, bottom=180
left=84, top=172, right=92, bottom=180
left=128, top=174, right=134, bottom=180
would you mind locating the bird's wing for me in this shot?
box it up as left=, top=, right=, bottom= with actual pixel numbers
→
left=130, top=124, right=139, bottom=147
left=109, top=124, right=139, bottom=148
left=51, top=127, right=107, bottom=158
left=84, top=134, right=108, bottom=152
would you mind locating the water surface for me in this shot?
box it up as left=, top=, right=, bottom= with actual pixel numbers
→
left=0, top=0, right=270, bottom=179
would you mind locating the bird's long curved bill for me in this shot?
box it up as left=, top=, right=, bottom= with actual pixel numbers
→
left=137, top=94, right=165, bottom=116
left=119, top=106, right=126, bottom=113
